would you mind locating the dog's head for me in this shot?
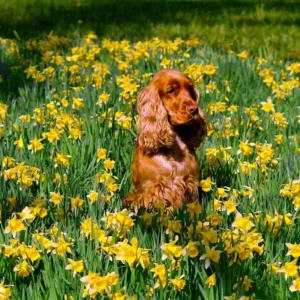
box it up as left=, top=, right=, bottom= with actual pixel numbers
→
left=137, top=69, right=207, bottom=154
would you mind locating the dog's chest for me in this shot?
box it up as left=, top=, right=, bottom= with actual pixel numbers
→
left=155, top=137, right=198, bottom=177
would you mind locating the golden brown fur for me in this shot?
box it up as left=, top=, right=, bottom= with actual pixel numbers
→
left=123, top=69, right=208, bottom=209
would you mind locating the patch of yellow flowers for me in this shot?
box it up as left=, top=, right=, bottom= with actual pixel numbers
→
left=0, top=32, right=299, bottom=299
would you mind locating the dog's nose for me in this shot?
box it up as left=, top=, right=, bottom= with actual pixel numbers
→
left=188, top=105, right=198, bottom=115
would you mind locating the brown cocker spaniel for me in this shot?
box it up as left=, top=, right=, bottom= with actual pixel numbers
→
left=123, top=69, right=208, bottom=210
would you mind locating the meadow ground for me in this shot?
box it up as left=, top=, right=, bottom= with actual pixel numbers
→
left=0, top=1, right=300, bottom=299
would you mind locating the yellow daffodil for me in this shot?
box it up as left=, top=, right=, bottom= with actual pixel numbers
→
left=14, top=136, right=24, bottom=149
left=238, top=141, right=255, bottom=156
left=286, top=243, right=300, bottom=258
left=17, top=207, right=35, bottom=223
left=102, top=209, right=134, bottom=238
left=97, top=148, right=107, bottom=161
left=200, top=246, right=222, bottom=269
left=199, top=177, right=215, bottom=192
left=104, top=159, right=115, bottom=170
left=4, top=215, right=25, bottom=238
left=232, top=213, right=254, bottom=231
left=150, top=264, right=167, bottom=288
left=50, top=192, right=64, bottom=205
left=237, top=50, right=249, bottom=59
left=65, top=259, right=84, bottom=277
left=260, top=97, right=275, bottom=113
left=0, top=282, right=12, bottom=299
left=170, top=276, right=186, bottom=291
left=13, top=260, right=33, bottom=277
left=87, top=190, right=99, bottom=203
left=71, top=197, right=84, bottom=208
left=186, top=202, right=202, bottom=220
left=108, top=237, right=150, bottom=269
left=161, top=236, right=183, bottom=261
left=290, top=278, right=300, bottom=292
left=185, top=241, right=200, bottom=258
left=28, top=137, right=44, bottom=153
left=205, top=273, right=216, bottom=287
left=54, top=153, right=71, bottom=167
left=141, top=212, right=154, bottom=227
left=279, top=259, right=299, bottom=280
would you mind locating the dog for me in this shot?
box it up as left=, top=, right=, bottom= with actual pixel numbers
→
left=123, top=69, right=208, bottom=210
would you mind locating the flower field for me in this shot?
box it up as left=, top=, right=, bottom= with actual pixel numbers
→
left=0, top=14, right=300, bottom=300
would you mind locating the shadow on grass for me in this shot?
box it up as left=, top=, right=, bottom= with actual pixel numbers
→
left=0, top=0, right=299, bottom=40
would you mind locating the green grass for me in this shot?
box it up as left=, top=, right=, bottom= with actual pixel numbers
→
left=0, top=2, right=300, bottom=299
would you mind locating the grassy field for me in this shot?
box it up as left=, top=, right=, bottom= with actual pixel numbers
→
left=0, top=1, right=300, bottom=299
left=0, top=0, right=300, bottom=59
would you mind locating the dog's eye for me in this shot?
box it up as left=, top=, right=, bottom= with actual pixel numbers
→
left=167, top=87, right=175, bottom=94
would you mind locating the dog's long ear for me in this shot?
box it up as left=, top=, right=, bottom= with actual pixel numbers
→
left=137, top=85, right=175, bottom=154
left=190, top=85, right=200, bottom=104
left=180, top=85, right=208, bottom=149
left=189, top=109, right=208, bottom=149
left=191, top=86, right=208, bottom=148
left=175, top=110, right=208, bottom=150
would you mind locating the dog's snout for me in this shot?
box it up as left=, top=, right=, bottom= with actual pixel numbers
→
left=188, top=105, right=198, bottom=115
